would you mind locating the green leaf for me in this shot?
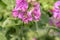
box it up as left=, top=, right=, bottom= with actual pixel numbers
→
left=41, top=11, right=49, bottom=24
left=0, top=32, right=7, bottom=40
left=2, top=0, right=15, bottom=10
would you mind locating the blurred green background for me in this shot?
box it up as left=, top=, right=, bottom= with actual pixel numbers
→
left=0, top=0, right=60, bottom=40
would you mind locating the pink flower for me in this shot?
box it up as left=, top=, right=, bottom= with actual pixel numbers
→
left=21, top=11, right=32, bottom=23
left=27, top=11, right=33, bottom=21
left=12, top=0, right=41, bottom=23
left=13, top=8, right=32, bottom=23
left=53, top=1, right=60, bottom=20
left=32, top=2, right=41, bottom=21
left=55, top=21, right=60, bottom=27
left=49, top=1, right=60, bottom=27
left=49, top=1, right=60, bottom=20
left=12, top=10, right=18, bottom=18
left=49, top=17, right=60, bottom=28
left=54, top=1, right=60, bottom=9
left=16, top=0, right=28, bottom=11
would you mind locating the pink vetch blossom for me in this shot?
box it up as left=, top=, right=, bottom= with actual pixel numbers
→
left=12, top=9, right=18, bottom=18
left=55, top=21, right=60, bottom=28
left=50, top=8, right=60, bottom=20
left=54, top=1, right=60, bottom=9
left=49, top=17, right=60, bottom=28
left=12, top=8, right=25, bottom=18
left=52, top=1, right=60, bottom=19
left=12, top=8, right=32, bottom=23
left=49, top=1, right=60, bottom=27
left=16, top=0, right=28, bottom=12
left=32, top=2, right=41, bottom=21
left=49, top=1, right=60, bottom=20
left=20, top=11, right=33, bottom=24
left=12, top=0, right=41, bottom=23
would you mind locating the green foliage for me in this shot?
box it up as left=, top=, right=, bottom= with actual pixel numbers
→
left=0, top=0, right=60, bottom=40
left=0, top=32, right=7, bottom=40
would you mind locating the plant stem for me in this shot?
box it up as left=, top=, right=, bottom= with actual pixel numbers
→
left=35, top=21, right=39, bottom=33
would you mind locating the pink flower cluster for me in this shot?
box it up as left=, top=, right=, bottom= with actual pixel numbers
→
left=12, top=0, right=41, bottom=23
left=53, top=1, right=60, bottom=20
left=49, top=1, right=60, bottom=27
